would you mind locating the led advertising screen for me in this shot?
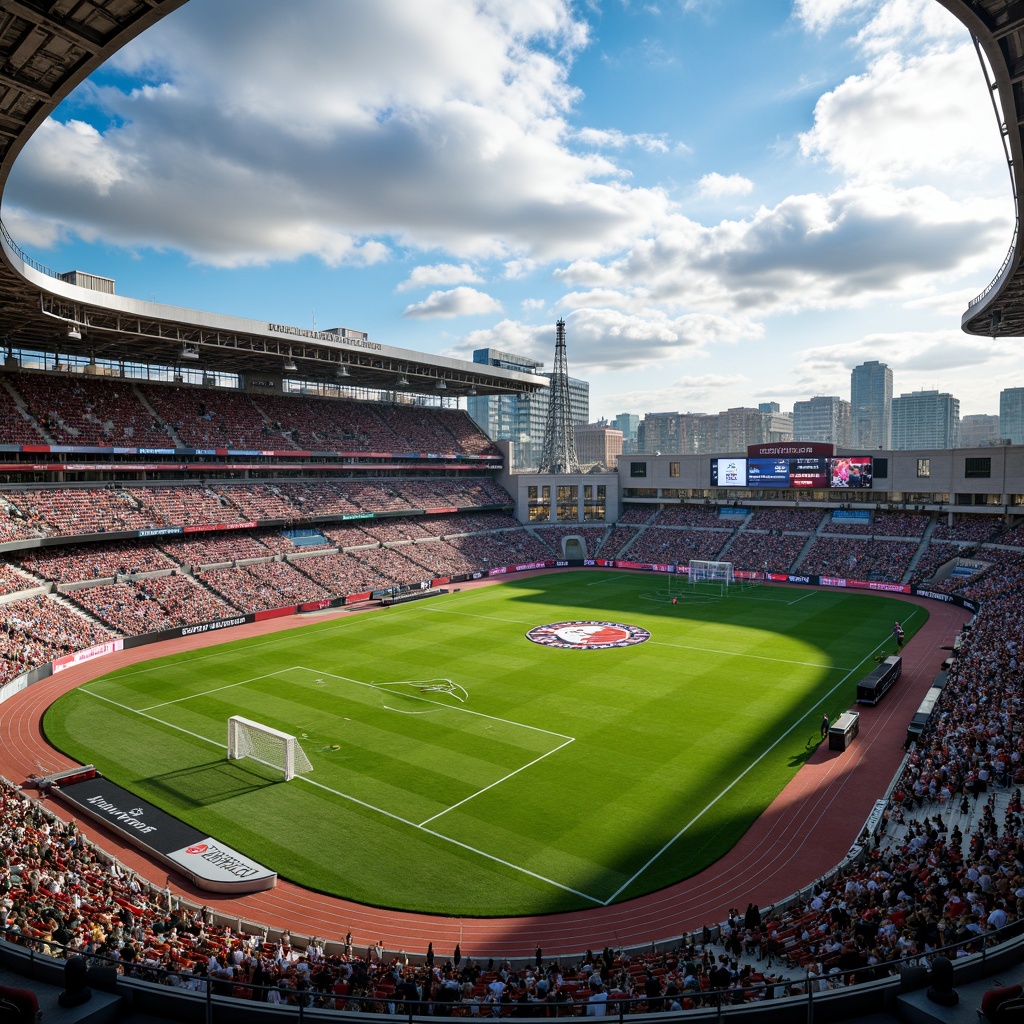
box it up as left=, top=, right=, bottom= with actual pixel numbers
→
left=829, top=456, right=873, bottom=489
left=789, top=457, right=828, bottom=488
left=747, top=458, right=791, bottom=487
left=710, top=458, right=747, bottom=487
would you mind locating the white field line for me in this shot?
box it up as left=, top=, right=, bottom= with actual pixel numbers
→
left=418, top=736, right=575, bottom=827
left=647, top=640, right=854, bottom=672
left=136, top=670, right=292, bottom=711
left=787, top=590, right=818, bottom=606
left=79, top=687, right=227, bottom=751
left=77, top=669, right=597, bottom=903
left=601, top=611, right=921, bottom=904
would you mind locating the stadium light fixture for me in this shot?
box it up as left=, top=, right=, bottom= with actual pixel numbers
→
left=179, top=344, right=200, bottom=361
left=336, top=365, right=350, bottom=378
left=467, top=387, right=477, bottom=396
left=283, top=356, right=298, bottom=372
left=66, top=323, right=82, bottom=341
left=396, top=375, right=409, bottom=387
left=436, top=378, right=446, bottom=390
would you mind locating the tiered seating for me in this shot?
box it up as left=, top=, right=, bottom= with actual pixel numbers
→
left=0, top=387, right=45, bottom=444
left=197, top=561, right=331, bottom=613
left=626, top=527, right=730, bottom=565
left=725, top=532, right=806, bottom=573
left=0, top=562, right=38, bottom=596
left=799, top=537, right=918, bottom=580
left=214, top=484, right=300, bottom=521
left=909, top=543, right=973, bottom=585
left=3, top=488, right=157, bottom=536
left=870, top=511, right=930, bottom=537
left=132, top=486, right=241, bottom=527
left=139, top=385, right=296, bottom=450
left=931, top=514, right=1001, bottom=543
left=0, top=595, right=111, bottom=684
left=745, top=508, right=824, bottom=532
left=12, top=375, right=174, bottom=447
left=651, top=505, right=731, bottom=527
left=14, top=540, right=177, bottom=582
left=617, top=505, right=656, bottom=525
left=600, top=526, right=640, bottom=558
left=159, top=532, right=274, bottom=566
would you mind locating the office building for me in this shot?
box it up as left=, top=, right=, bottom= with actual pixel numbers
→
left=850, top=360, right=893, bottom=449
left=1000, top=387, right=1024, bottom=445
left=574, top=422, right=624, bottom=470
left=958, top=414, right=1000, bottom=448
left=792, top=395, right=852, bottom=445
left=891, top=390, right=959, bottom=449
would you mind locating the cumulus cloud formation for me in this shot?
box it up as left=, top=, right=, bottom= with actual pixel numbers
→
left=693, top=173, right=754, bottom=201
left=403, top=286, right=503, bottom=319
left=396, top=263, right=481, bottom=292
left=6, top=0, right=670, bottom=268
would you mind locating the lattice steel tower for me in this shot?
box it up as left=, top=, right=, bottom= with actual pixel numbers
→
left=538, top=319, right=581, bottom=474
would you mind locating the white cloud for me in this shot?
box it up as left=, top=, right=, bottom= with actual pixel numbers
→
left=800, top=47, right=1004, bottom=189
left=574, top=127, right=670, bottom=153
left=403, top=286, right=503, bottom=319
left=693, top=173, right=754, bottom=201
left=5, top=0, right=670, bottom=268
left=554, top=185, right=1007, bottom=319
left=457, top=309, right=761, bottom=373
left=396, top=263, right=481, bottom=292
left=793, top=0, right=876, bottom=36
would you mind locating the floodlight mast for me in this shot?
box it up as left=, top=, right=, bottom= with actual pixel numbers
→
left=537, top=319, right=581, bottom=474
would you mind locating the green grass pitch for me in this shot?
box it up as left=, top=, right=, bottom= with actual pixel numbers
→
left=42, top=571, right=924, bottom=917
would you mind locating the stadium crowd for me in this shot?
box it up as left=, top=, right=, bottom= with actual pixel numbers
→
left=0, top=491, right=1023, bottom=1013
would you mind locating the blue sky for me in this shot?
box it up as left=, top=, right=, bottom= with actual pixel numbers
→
left=1, top=0, right=1015, bottom=422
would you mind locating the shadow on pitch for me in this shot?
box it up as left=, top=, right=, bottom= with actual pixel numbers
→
left=140, top=760, right=281, bottom=808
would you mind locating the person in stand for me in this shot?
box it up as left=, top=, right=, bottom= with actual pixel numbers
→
left=821, top=713, right=830, bottom=740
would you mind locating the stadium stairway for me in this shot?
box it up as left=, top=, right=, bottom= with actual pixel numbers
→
left=790, top=530, right=820, bottom=573
left=130, top=386, right=183, bottom=448
left=903, top=517, right=939, bottom=584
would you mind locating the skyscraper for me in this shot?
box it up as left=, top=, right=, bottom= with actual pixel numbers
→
left=891, top=390, right=960, bottom=449
left=792, top=396, right=852, bottom=445
left=1000, top=387, right=1024, bottom=444
left=850, top=360, right=893, bottom=449
left=958, top=414, right=1000, bottom=447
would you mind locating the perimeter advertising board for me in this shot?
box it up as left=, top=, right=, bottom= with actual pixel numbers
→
left=54, top=774, right=276, bottom=894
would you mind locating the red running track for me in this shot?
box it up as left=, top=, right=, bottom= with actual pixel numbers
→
left=0, top=575, right=969, bottom=959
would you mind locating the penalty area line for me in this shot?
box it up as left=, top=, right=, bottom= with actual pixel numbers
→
left=418, top=736, right=575, bottom=827
left=76, top=688, right=602, bottom=904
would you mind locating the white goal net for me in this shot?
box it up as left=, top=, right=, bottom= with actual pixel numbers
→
left=688, top=559, right=734, bottom=585
left=226, top=716, right=313, bottom=782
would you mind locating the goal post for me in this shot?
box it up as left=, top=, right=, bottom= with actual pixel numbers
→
left=227, top=716, right=313, bottom=782
left=688, top=559, right=735, bottom=585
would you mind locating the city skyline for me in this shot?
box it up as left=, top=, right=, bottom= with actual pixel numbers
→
left=0, top=1, right=1015, bottom=422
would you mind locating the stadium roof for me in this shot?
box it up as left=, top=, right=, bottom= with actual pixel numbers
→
left=4, top=2, right=1024, bottom=377
left=939, top=0, right=1024, bottom=338
left=0, top=0, right=547, bottom=399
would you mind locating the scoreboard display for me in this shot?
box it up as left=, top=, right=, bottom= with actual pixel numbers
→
left=711, top=455, right=872, bottom=489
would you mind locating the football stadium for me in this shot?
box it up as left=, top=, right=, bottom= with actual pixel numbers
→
left=0, top=1, right=1023, bottom=1022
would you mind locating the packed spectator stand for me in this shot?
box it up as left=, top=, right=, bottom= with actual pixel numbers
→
left=4, top=370, right=1024, bottom=1017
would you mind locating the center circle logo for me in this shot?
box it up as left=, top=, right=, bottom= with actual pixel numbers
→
left=525, top=620, right=650, bottom=650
